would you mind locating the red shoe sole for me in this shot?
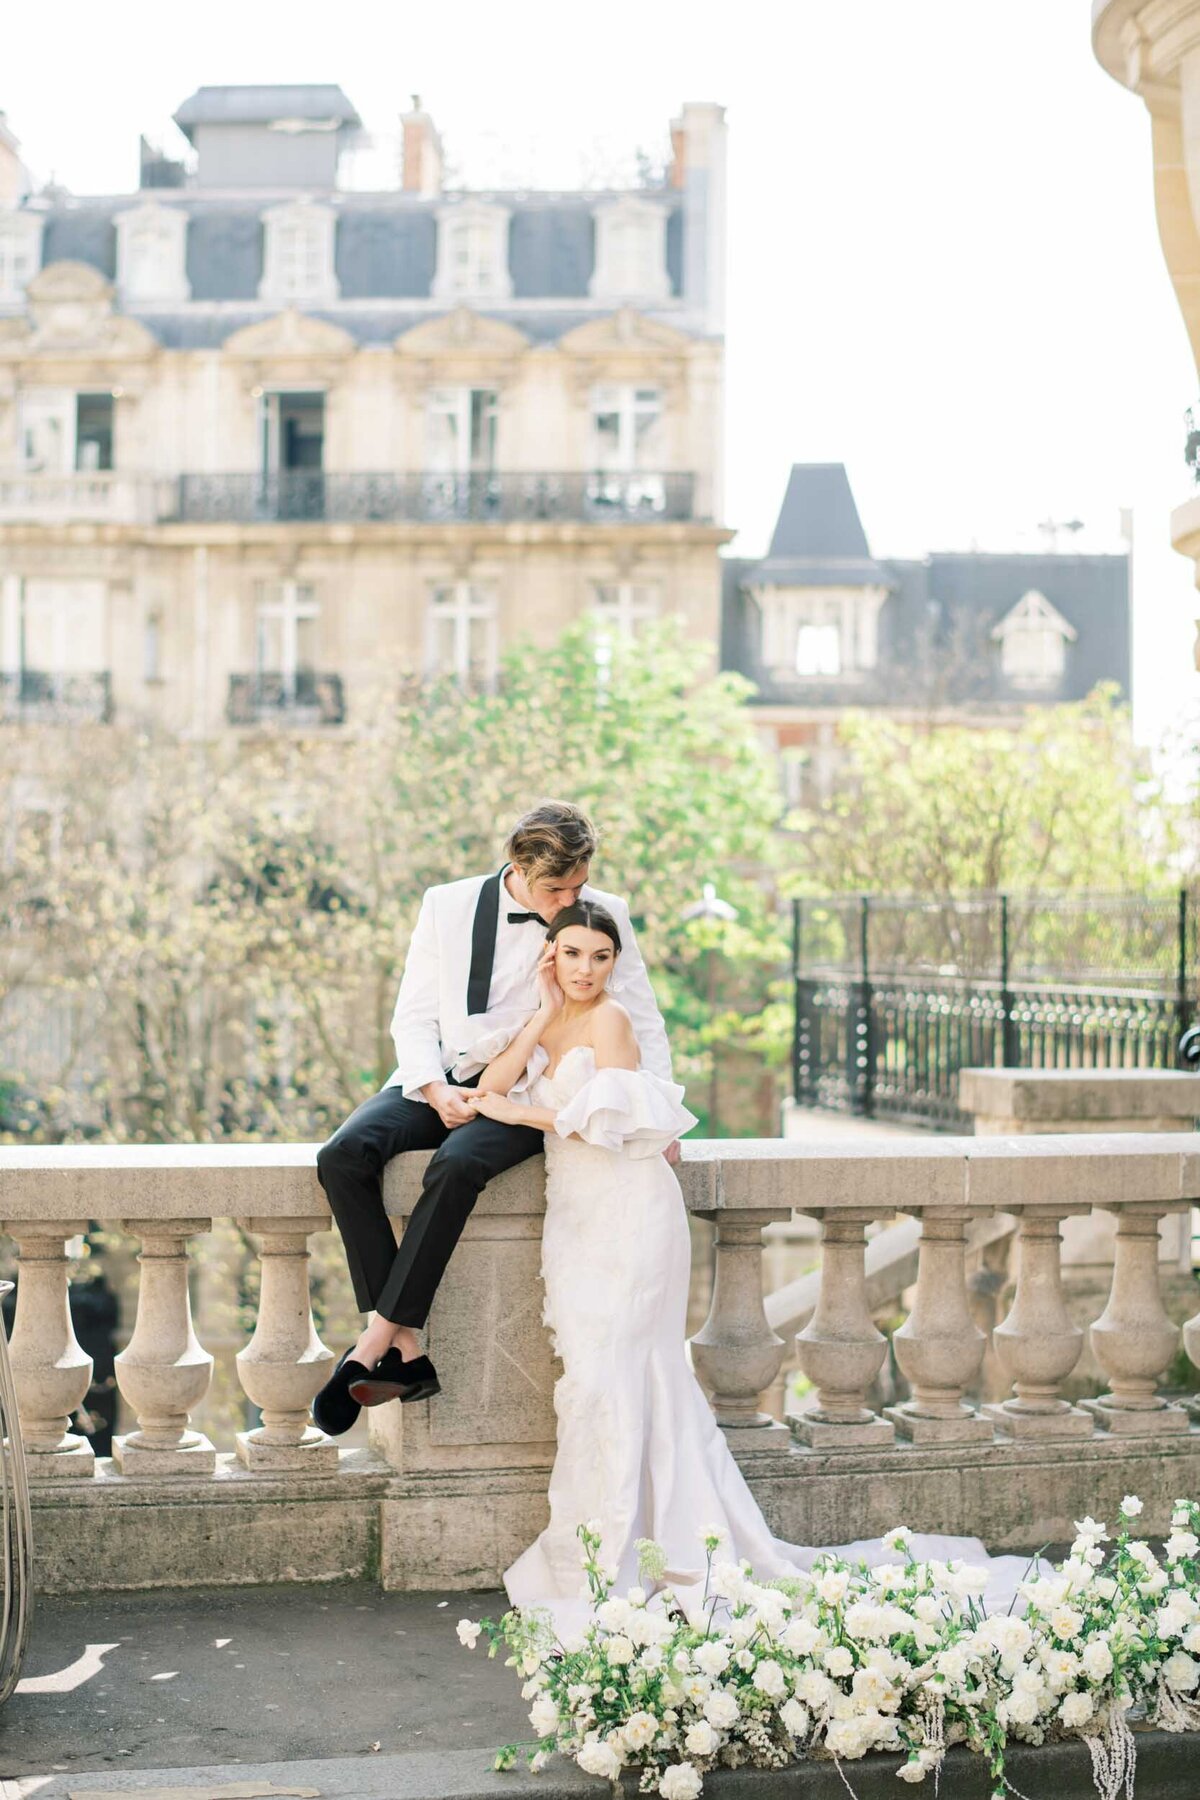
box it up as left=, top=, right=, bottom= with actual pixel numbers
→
left=347, top=1377, right=441, bottom=1407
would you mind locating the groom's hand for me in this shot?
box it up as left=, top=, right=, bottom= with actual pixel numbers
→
left=422, top=1081, right=476, bottom=1129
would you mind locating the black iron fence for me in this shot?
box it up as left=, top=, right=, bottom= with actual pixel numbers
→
left=173, top=470, right=698, bottom=525
left=792, top=891, right=1198, bottom=1128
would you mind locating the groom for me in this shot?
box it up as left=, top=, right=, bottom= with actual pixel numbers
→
left=312, top=799, right=675, bottom=1435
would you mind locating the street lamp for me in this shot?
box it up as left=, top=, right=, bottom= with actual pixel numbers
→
left=680, top=881, right=738, bottom=1137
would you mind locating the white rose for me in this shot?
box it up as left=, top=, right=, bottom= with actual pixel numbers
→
left=623, top=1710, right=659, bottom=1750
left=824, top=1645, right=854, bottom=1678
left=529, top=1695, right=559, bottom=1737
left=1060, top=1690, right=1095, bottom=1727
left=1050, top=1606, right=1084, bottom=1641
left=1003, top=1691, right=1040, bottom=1725
left=577, top=1737, right=622, bottom=1779
left=1120, top=1495, right=1144, bottom=1519
left=693, top=1640, right=730, bottom=1679
left=682, top=1675, right=712, bottom=1705
left=780, top=1697, right=810, bottom=1738
left=1164, top=1650, right=1200, bottom=1693
left=659, top=1763, right=703, bottom=1800
left=605, top=1635, right=635, bottom=1666
left=703, top=1688, right=740, bottom=1728
left=683, top=1718, right=719, bottom=1756
left=456, top=1619, right=481, bottom=1649
left=753, top=1658, right=787, bottom=1699
left=1081, top=1639, right=1113, bottom=1680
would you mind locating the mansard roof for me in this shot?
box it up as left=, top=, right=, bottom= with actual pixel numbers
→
left=29, top=190, right=685, bottom=309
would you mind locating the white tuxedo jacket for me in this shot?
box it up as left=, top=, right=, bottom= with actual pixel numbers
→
left=386, top=870, right=673, bottom=1099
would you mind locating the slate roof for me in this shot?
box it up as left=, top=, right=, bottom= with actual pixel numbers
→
left=755, top=462, right=890, bottom=588
left=173, top=85, right=362, bottom=137
left=723, top=464, right=1131, bottom=710
left=27, top=191, right=685, bottom=312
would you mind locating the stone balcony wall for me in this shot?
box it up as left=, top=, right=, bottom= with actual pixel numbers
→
left=4, top=1127, right=1200, bottom=1594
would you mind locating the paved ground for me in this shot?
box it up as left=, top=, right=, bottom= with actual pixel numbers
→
left=1, top=1583, right=1195, bottom=1799
left=782, top=1105, right=928, bottom=1142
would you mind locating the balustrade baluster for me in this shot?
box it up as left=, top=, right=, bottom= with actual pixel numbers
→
left=113, top=1218, right=216, bottom=1475
left=234, top=1215, right=337, bottom=1470
left=792, top=1208, right=894, bottom=1448
left=886, top=1208, right=993, bottom=1444
left=691, top=1210, right=790, bottom=1434
left=1084, top=1204, right=1189, bottom=1434
left=3, top=1221, right=94, bottom=1478
left=984, top=1206, right=1092, bottom=1439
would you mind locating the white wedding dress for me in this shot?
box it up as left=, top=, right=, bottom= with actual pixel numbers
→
left=503, top=1047, right=1040, bottom=1627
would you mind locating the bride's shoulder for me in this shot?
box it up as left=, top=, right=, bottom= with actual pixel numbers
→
left=588, top=997, right=637, bottom=1053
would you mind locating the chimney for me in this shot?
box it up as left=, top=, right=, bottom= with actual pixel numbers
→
left=401, top=96, right=443, bottom=198
left=667, top=118, right=686, bottom=190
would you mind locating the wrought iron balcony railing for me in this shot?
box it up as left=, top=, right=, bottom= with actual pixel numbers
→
left=0, top=670, right=113, bottom=724
left=174, top=470, right=698, bottom=525
left=227, top=671, right=346, bottom=728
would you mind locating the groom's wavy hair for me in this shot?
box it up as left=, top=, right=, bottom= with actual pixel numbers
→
left=546, top=900, right=622, bottom=957
left=506, top=801, right=598, bottom=885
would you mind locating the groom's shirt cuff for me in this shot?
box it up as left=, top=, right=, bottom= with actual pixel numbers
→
left=397, top=1060, right=448, bottom=1103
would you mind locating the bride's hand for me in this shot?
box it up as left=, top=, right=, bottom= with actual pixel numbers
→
left=468, top=1091, right=526, bottom=1126
left=535, top=942, right=564, bottom=1016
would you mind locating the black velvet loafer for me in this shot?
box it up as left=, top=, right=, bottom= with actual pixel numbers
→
left=348, top=1350, right=440, bottom=1407
left=312, top=1347, right=370, bottom=1436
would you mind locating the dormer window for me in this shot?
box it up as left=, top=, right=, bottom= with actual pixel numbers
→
left=0, top=210, right=43, bottom=307
left=433, top=202, right=512, bottom=302
left=115, top=203, right=189, bottom=307
left=991, top=588, right=1077, bottom=689
left=259, top=202, right=339, bottom=306
left=589, top=197, right=670, bottom=303
left=795, top=623, right=841, bottom=676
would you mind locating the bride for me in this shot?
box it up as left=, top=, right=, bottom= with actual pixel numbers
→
left=466, top=900, right=1036, bottom=1625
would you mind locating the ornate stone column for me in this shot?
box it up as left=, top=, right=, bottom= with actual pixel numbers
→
left=3, top=1221, right=94, bottom=1478
left=985, top=1206, right=1092, bottom=1439
left=691, top=1210, right=790, bottom=1434
left=234, top=1214, right=337, bottom=1471
left=886, top=1208, right=993, bottom=1444
left=1084, top=1206, right=1189, bottom=1435
left=791, top=1208, right=894, bottom=1449
left=113, top=1218, right=216, bottom=1474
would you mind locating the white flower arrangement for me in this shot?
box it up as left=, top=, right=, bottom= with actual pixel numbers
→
left=462, top=1497, right=1200, bottom=1799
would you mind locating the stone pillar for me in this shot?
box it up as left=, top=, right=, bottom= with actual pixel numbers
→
left=1084, top=1206, right=1190, bottom=1436
left=983, top=1207, right=1092, bottom=1439
left=112, top=1218, right=216, bottom=1475
left=234, top=1215, right=337, bottom=1471
left=791, top=1208, right=894, bottom=1449
left=886, top=1208, right=993, bottom=1444
left=3, top=1221, right=95, bottom=1479
left=691, top=1210, right=790, bottom=1434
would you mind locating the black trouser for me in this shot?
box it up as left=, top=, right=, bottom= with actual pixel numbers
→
left=315, top=1080, right=544, bottom=1328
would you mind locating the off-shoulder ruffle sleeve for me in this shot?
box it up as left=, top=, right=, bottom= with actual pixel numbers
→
left=551, top=1066, right=697, bottom=1157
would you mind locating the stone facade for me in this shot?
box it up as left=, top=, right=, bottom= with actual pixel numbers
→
left=0, top=89, right=730, bottom=736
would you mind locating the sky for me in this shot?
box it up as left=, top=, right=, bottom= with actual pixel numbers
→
left=5, top=0, right=1197, bottom=751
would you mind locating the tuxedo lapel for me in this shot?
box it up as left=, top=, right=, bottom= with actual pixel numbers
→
left=466, top=869, right=504, bottom=1015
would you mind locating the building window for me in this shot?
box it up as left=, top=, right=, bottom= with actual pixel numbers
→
left=143, top=610, right=163, bottom=684
left=592, top=581, right=660, bottom=638
left=0, top=578, right=109, bottom=720
left=259, top=203, right=339, bottom=305
left=425, top=388, right=498, bottom=473
left=0, top=210, right=43, bottom=306
left=19, top=390, right=114, bottom=473
left=432, top=203, right=512, bottom=301
left=589, top=197, right=670, bottom=302
left=589, top=384, right=665, bottom=512
left=991, top=588, right=1076, bottom=689
left=795, top=623, right=841, bottom=676
left=426, top=582, right=498, bottom=686
left=255, top=581, right=318, bottom=697
left=114, top=203, right=189, bottom=306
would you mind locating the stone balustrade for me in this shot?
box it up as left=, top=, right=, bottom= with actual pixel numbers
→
left=3, top=1131, right=1200, bottom=1592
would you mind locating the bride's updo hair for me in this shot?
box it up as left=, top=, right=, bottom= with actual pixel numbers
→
left=546, top=900, right=622, bottom=956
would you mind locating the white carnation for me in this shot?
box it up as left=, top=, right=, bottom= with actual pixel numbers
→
left=1081, top=1638, right=1113, bottom=1680
left=623, top=1710, right=659, bottom=1750
left=703, top=1688, right=740, bottom=1728
left=824, top=1645, right=854, bottom=1677
left=782, top=1618, right=823, bottom=1656
left=693, top=1640, right=730, bottom=1679
left=779, top=1697, right=810, bottom=1738
left=797, top=1668, right=836, bottom=1708
left=597, top=1597, right=632, bottom=1632
left=816, top=1567, right=851, bottom=1605
left=1164, top=1650, right=1200, bottom=1693
left=753, top=1658, right=787, bottom=1699
left=897, top=1758, right=929, bottom=1784
left=605, top=1634, right=635, bottom=1666
left=456, top=1619, right=481, bottom=1649
left=1060, top=1690, right=1094, bottom=1727
left=659, top=1763, right=703, bottom=1800
left=529, top=1695, right=559, bottom=1736
left=683, top=1718, right=719, bottom=1756
left=577, top=1737, right=622, bottom=1779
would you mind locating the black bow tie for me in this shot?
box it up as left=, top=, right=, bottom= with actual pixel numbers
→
left=507, top=909, right=547, bottom=926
